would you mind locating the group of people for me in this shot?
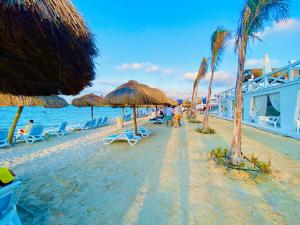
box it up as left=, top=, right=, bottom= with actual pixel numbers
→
left=149, top=104, right=184, bottom=128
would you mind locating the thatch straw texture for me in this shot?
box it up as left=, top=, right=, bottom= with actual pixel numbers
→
left=0, top=0, right=98, bottom=96
left=167, top=99, right=178, bottom=106
left=104, top=80, right=168, bottom=106
left=182, top=99, right=191, bottom=108
left=0, top=94, right=68, bottom=108
left=72, top=94, right=104, bottom=107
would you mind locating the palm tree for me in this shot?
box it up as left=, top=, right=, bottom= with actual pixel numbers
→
left=203, top=27, right=231, bottom=130
left=190, top=58, right=208, bottom=119
left=230, top=0, right=289, bottom=164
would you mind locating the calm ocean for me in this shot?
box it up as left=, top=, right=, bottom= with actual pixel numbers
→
left=0, top=106, right=135, bottom=130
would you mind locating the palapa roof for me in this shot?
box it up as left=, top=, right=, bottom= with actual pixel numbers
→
left=0, top=94, right=68, bottom=108
left=0, top=0, right=98, bottom=96
left=72, top=94, right=104, bottom=107
left=182, top=99, right=191, bottom=107
left=104, top=80, right=168, bottom=106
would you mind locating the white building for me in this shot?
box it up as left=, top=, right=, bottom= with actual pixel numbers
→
left=216, top=60, right=300, bottom=139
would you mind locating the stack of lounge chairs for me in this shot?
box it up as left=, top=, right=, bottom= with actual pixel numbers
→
left=103, top=126, right=151, bottom=145
left=72, top=117, right=112, bottom=131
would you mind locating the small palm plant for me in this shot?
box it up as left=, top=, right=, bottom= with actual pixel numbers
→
left=190, top=58, right=208, bottom=120
left=229, top=0, right=289, bottom=164
left=203, top=27, right=231, bottom=131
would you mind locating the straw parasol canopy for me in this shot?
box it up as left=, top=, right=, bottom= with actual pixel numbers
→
left=72, top=94, right=104, bottom=119
left=167, top=99, right=178, bottom=106
left=104, top=80, right=168, bottom=134
left=182, top=99, right=191, bottom=108
left=0, top=0, right=98, bottom=96
left=104, top=80, right=168, bottom=106
left=0, top=94, right=68, bottom=108
left=0, top=94, right=68, bottom=144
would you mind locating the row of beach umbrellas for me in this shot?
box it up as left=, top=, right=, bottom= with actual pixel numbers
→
left=1, top=80, right=176, bottom=142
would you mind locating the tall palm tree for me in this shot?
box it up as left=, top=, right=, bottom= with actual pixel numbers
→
left=230, top=0, right=289, bottom=164
left=190, top=58, right=208, bottom=119
left=203, top=27, right=231, bottom=130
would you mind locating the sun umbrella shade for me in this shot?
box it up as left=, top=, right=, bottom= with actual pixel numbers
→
left=104, top=80, right=168, bottom=106
left=0, top=94, right=68, bottom=108
left=72, top=94, right=104, bottom=107
left=182, top=100, right=191, bottom=108
left=0, top=0, right=98, bottom=96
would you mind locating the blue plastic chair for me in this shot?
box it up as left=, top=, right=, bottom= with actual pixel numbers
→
left=0, top=181, right=23, bottom=225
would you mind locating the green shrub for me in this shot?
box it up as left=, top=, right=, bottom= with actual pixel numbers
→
left=189, top=119, right=203, bottom=123
left=195, top=127, right=216, bottom=134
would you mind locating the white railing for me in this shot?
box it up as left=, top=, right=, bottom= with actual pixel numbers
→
left=219, top=60, right=300, bottom=100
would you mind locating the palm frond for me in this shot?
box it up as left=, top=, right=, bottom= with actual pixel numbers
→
left=237, top=0, right=289, bottom=49
left=211, top=27, right=231, bottom=71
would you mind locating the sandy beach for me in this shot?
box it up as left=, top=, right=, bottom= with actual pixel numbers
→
left=1, top=116, right=300, bottom=225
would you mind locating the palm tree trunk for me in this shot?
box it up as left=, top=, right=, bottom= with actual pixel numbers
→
left=203, top=69, right=215, bottom=130
left=8, top=106, right=24, bottom=144
left=230, top=42, right=245, bottom=164
left=133, top=105, right=138, bottom=135
left=91, top=106, right=94, bottom=119
left=190, top=86, right=198, bottom=119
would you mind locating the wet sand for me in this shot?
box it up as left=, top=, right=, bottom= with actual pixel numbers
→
left=1, top=116, right=299, bottom=225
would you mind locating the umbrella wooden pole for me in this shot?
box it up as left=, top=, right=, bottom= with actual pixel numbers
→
left=91, top=106, right=94, bottom=119
left=8, top=106, right=24, bottom=144
left=133, top=105, right=138, bottom=135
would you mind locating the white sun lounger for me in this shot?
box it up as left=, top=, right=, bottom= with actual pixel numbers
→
left=45, top=122, right=68, bottom=137
left=0, top=129, right=11, bottom=148
left=73, top=120, right=92, bottom=131
left=0, top=181, right=23, bottom=225
left=16, top=125, right=44, bottom=144
left=123, top=127, right=150, bottom=137
left=89, top=119, right=98, bottom=129
left=96, top=118, right=103, bottom=127
left=103, top=133, right=141, bottom=145
left=100, top=117, right=111, bottom=127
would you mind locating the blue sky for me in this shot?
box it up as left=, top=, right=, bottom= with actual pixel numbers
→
left=70, top=0, right=300, bottom=101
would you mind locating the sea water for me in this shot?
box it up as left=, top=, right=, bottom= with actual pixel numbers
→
left=0, top=106, right=135, bottom=130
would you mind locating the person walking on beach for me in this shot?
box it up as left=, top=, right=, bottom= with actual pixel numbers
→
left=164, top=105, right=173, bottom=127
left=174, top=104, right=183, bottom=128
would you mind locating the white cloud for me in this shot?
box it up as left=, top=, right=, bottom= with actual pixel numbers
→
left=204, top=71, right=235, bottom=87
left=145, top=65, right=160, bottom=73
left=182, top=72, right=197, bottom=81
left=182, top=70, right=235, bottom=90
left=162, top=68, right=174, bottom=75
left=245, top=58, right=279, bottom=68
left=258, top=18, right=300, bottom=37
left=93, top=79, right=122, bottom=87
left=117, top=62, right=174, bottom=74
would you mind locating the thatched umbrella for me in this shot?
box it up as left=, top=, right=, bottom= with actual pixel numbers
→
left=182, top=99, right=191, bottom=108
left=72, top=94, right=104, bottom=119
left=104, top=80, right=168, bottom=135
left=0, top=0, right=98, bottom=96
left=0, top=94, right=68, bottom=143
